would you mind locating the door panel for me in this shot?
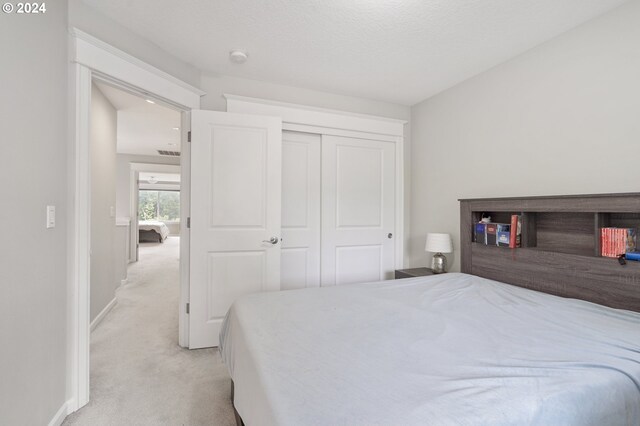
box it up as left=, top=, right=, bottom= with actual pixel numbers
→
left=280, top=131, right=321, bottom=290
left=335, top=244, right=383, bottom=285
left=322, top=135, right=395, bottom=286
left=336, top=145, right=383, bottom=227
left=207, top=251, right=266, bottom=318
left=210, top=126, right=267, bottom=227
left=190, top=110, right=281, bottom=348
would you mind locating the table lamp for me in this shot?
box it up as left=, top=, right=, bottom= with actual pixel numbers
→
left=425, top=233, right=453, bottom=274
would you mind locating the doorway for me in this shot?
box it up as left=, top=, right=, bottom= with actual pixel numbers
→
left=83, top=78, right=187, bottom=397
left=68, top=29, right=202, bottom=411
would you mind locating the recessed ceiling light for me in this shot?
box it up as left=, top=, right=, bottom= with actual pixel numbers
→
left=146, top=99, right=155, bottom=104
left=172, top=127, right=180, bottom=131
left=229, top=50, right=248, bottom=64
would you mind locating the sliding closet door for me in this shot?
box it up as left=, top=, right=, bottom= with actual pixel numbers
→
left=321, top=135, right=395, bottom=286
left=280, top=131, right=321, bottom=290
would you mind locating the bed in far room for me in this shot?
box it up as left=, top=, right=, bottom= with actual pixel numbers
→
left=138, top=220, right=170, bottom=243
left=220, top=193, right=640, bottom=426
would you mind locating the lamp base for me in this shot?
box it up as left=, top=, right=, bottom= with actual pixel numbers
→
left=431, top=252, right=447, bottom=274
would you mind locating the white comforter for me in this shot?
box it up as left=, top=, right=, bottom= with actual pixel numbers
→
left=220, top=273, right=640, bottom=426
left=138, top=220, right=169, bottom=241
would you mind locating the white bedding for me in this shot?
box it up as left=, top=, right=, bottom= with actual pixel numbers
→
left=220, top=273, right=640, bottom=426
left=138, top=220, right=170, bottom=241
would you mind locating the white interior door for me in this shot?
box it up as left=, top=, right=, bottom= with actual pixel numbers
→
left=189, top=110, right=282, bottom=348
left=321, top=135, right=395, bottom=286
left=281, top=131, right=321, bottom=290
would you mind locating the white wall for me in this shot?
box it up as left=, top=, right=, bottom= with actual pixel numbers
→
left=0, top=2, right=68, bottom=424
left=90, top=84, right=119, bottom=322
left=68, top=0, right=200, bottom=88
left=409, top=0, right=640, bottom=271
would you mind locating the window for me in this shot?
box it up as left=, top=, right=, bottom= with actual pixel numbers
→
left=139, top=190, right=180, bottom=222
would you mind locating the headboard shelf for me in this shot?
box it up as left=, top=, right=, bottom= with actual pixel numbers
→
left=460, top=193, right=640, bottom=312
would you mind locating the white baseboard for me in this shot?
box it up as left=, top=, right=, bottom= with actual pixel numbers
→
left=48, top=399, right=72, bottom=426
left=90, top=297, right=117, bottom=331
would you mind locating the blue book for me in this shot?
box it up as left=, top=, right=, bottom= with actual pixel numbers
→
left=475, top=223, right=487, bottom=244
left=625, top=251, right=640, bottom=261
left=497, top=224, right=511, bottom=247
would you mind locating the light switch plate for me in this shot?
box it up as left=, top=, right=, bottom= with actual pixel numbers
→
left=46, top=205, right=56, bottom=229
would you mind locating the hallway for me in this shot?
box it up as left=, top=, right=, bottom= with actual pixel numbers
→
left=64, top=237, right=235, bottom=425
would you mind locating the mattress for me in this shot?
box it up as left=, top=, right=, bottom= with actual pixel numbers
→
left=219, top=273, right=640, bottom=426
left=138, top=220, right=170, bottom=241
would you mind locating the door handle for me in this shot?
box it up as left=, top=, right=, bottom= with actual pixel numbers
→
left=388, top=233, right=393, bottom=239
left=262, top=237, right=279, bottom=244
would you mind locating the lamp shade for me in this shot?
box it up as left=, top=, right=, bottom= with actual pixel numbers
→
left=425, top=233, right=453, bottom=253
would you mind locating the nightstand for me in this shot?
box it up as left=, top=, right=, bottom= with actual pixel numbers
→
left=394, top=267, right=436, bottom=279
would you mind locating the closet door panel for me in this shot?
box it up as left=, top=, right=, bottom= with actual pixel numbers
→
left=322, top=135, right=395, bottom=286
left=281, top=131, right=321, bottom=290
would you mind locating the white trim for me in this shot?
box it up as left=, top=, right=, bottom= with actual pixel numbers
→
left=70, top=28, right=203, bottom=110
left=129, top=168, right=139, bottom=263
left=225, top=94, right=406, bottom=138
left=130, top=163, right=181, bottom=173
left=226, top=95, right=406, bottom=270
left=90, top=297, right=117, bottom=331
left=178, top=111, right=191, bottom=348
left=68, top=30, right=199, bottom=415
left=48, top=400, right=72, bottom=426
left=283, top=122, right=399, bottom=142
left=67, top=62, right=92, bottom=413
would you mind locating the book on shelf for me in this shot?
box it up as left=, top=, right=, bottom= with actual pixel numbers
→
left=486, top=224, right=498, bottom=246
left=509, top=215, right=522, bottom=248
left=600, top=227, right=637, bottom=258
left=497, top=224, right=510, bottom=247
left=474, top=223, right=487, bottom=244
left=472, top=215, right=522, bottom=248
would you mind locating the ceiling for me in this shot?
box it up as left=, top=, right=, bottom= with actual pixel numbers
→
left=95, top=82, right=181, bottom=157
left=84, top=0, right=627, bottom=105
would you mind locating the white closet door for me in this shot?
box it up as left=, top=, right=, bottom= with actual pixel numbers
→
left=189, top=110, right=282, bottom=349
left=321, top=135, right=396, bottom=286
left=281, top=131, right=321, bottom=290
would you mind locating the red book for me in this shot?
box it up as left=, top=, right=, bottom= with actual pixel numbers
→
left=618, top=228, right=626, bottom=256
left=509, top=215, right=518, bottom=248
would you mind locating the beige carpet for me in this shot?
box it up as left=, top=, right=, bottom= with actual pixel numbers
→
left=64, top=237, right=236, bottom=426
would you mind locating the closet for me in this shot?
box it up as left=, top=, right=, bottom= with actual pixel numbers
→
left=281, top=131, right=396, bottom=290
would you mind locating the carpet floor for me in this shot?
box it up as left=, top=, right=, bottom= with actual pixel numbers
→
left=64, top=236, right=236, bottom=426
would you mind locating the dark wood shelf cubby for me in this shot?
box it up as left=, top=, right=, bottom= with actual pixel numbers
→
left=460, top=193, right=640, bottom=311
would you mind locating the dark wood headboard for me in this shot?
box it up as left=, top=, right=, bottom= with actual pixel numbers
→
left=459, top=193, right=640, bottom=312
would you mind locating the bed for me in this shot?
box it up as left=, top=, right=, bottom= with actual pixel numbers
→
left=221, top=273, right=640, bottom=425
left=220, top=193, right=640, bottom=426
left=138, top=220, right=170, bottom=243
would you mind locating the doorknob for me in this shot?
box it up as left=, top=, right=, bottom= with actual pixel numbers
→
left=388, top=233, right=393, bottom=239
left=262, top=237, right=279, bottom=244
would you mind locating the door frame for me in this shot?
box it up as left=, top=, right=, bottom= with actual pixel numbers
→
left=67, top=28, right=203, bottom=414
left=225, top=95, right=408, bottom=270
